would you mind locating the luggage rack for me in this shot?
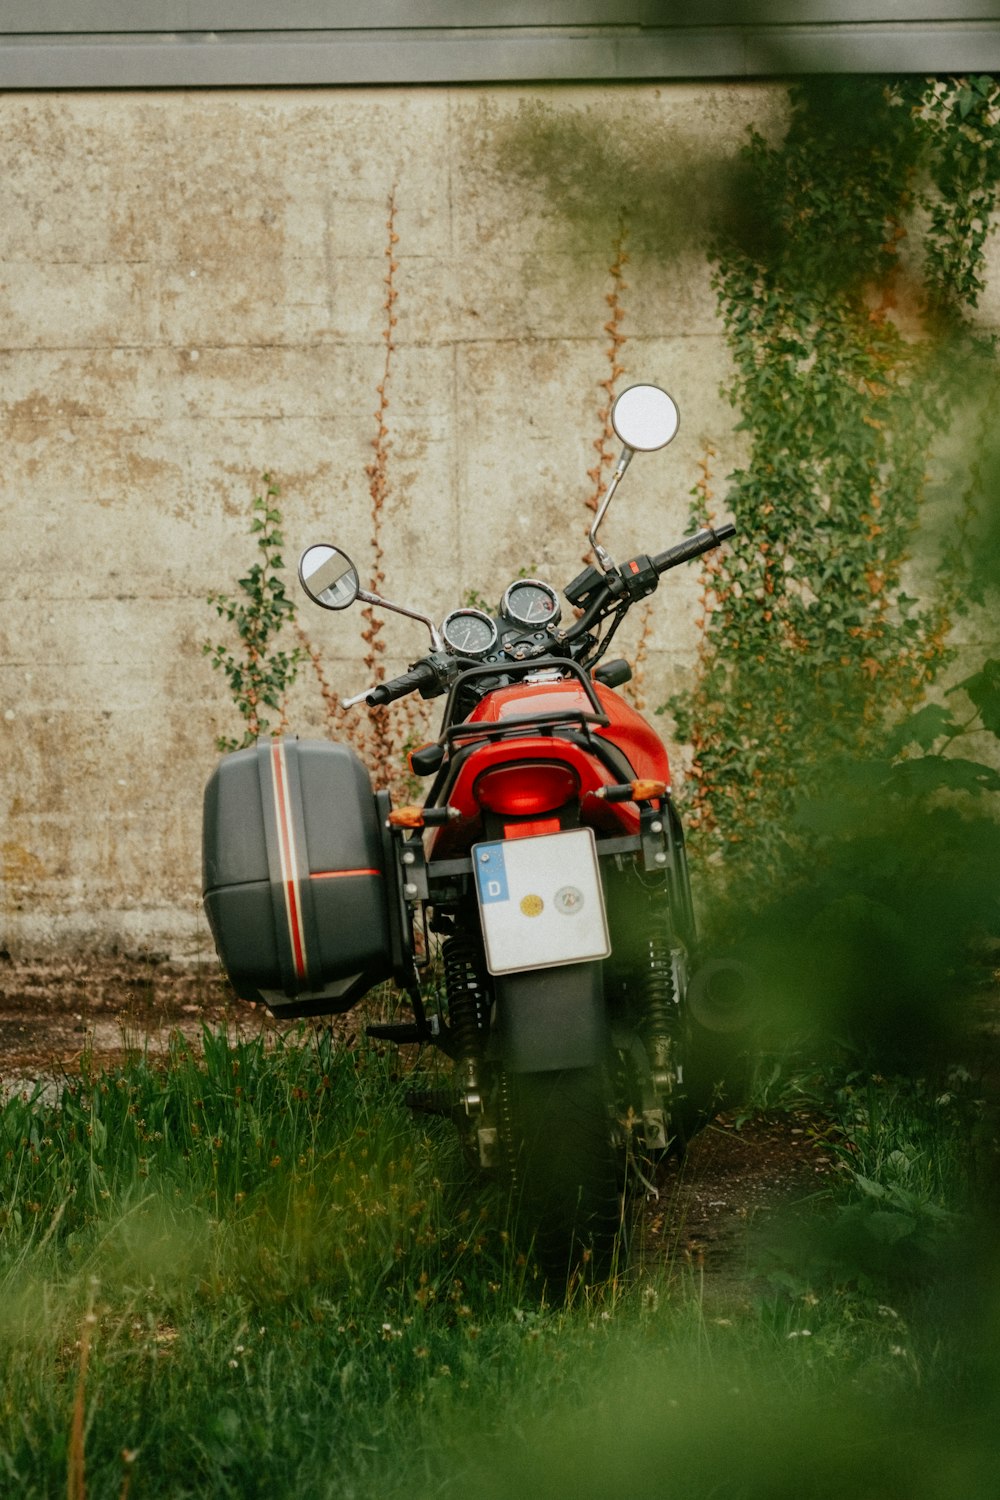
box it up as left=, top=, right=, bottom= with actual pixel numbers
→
left=439, top=659, right=610, bottom=751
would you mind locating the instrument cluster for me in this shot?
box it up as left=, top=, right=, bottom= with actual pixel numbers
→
left=441, top=579, right=562, bottom=659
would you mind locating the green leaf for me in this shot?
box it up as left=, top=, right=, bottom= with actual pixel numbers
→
left=890, top=755, right=1000, bottom=798
left=865, top=1210, right=917, bottom=1244
left=951, top=657, right=1000, bottom=737
left=886, top=703, right=957, bottom=756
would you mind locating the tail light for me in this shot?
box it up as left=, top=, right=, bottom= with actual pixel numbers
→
left=473, top=762, right=579, bottom=817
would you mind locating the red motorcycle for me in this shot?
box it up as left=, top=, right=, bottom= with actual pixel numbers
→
left=203, top=385, right=744, bottom=1280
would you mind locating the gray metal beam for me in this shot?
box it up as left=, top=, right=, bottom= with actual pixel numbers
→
left=2, top=15, right=999, bottom=88
left=4, top=3, right=1000, bottom=30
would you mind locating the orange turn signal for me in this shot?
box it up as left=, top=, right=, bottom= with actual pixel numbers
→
left=594, top=779, right=667, bottom=804
left=631, top=779, right=667, bottom=803
left=387, top=806, right=426, bottom=829
left=386, top=804, right=460, bottom=829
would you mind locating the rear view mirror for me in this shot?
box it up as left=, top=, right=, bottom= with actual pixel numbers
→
left=298, top=545, right=360, bottom=610
left=611, top=384, right=679, bottom=453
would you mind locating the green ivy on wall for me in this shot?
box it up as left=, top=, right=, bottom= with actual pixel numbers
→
left=670, top=75, right=1000, bottom=867
left=204, top=477, right=303, bottom=753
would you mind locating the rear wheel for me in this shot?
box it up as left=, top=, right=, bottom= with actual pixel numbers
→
left=504, top=1066, right=624, bottom=1284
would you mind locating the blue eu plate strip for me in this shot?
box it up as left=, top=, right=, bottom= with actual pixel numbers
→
left=475, top=843, right=509, bottom=904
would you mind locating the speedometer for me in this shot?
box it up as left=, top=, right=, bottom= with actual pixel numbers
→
left=501, top=579, right=562, bottom=629
left=441, top=608, right=499, bottom=659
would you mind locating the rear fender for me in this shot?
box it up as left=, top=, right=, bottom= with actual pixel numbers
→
left=492, top=961, right=607, bottom=1073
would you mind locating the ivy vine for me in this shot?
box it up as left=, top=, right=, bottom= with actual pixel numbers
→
left=669, top=75, right=1000, bottom=869
left=204, top=476, right=304, bottom=753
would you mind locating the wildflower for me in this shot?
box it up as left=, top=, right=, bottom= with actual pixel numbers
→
left=786, top=1330, right=812, bottom=1339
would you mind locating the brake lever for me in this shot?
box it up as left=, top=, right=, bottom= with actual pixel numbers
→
left=341, top=686, right=378, bottom=709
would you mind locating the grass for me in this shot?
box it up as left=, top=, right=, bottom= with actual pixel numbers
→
left=0, top=1025, right=996, bottom=1498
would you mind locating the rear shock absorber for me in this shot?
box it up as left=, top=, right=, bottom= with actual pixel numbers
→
left=497, top=1070, right=517, bottom=1187
left=443, top=935, right=489, bottom=1116
left=641, top=893, right=678, bottom=1095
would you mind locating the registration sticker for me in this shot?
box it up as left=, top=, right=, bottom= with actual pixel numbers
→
left=473, top=828, right=610, bottom=975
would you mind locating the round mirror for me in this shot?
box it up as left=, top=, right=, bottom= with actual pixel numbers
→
left=611, top=384, right=680, bottom=452
left=298, top=544, right=360, bottom=610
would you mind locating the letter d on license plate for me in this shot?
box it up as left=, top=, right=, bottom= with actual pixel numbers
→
left=473, top=828, right=610, bottom=975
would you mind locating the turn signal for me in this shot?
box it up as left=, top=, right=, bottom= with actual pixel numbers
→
left=386, top=805, right=459, bottom=828
left=594, top=779, right=667, bottom=804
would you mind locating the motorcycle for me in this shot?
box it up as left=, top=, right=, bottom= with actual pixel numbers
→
left=202, top=384, right=746, bottom=1282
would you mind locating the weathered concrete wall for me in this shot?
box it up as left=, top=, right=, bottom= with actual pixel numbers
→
left=0, top=84, right=995, bottom=960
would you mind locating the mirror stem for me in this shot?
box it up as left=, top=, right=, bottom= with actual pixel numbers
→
left=588, top=445, right=634, bottom=573
left=356, top=588, right=444, bottom=651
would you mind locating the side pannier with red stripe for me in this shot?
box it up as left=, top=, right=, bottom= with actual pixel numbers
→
left=202, top=738, right=392, bottom=1017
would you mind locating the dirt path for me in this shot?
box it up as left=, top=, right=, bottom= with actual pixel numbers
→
left=638, top=1110, right=839, bottom=1294
left=0, top=951, right=270, bottom=1088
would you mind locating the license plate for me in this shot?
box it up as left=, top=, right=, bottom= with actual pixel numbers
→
left=473, top=828, right=610, bottom=976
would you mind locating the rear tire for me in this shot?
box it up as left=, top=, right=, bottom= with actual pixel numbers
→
left=505, top=1066, right=624, bottom=1285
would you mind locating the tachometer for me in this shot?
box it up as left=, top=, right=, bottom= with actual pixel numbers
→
left=501, top=579, right=562, bottom=629
left=441, top=608, right=499, bottom=658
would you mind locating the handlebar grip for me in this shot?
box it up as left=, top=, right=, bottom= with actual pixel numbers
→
left=652, top=523, right=736, bottom=575
left=366, top=662, right=437, bottom=706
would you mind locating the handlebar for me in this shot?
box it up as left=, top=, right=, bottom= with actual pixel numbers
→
left=652, top=523, right=736, bottom=575
left=356, top=523, right=736, bottom=701
left=366, top=662, right=439, bottom=706
left=562, top=521, right=736, bottom=643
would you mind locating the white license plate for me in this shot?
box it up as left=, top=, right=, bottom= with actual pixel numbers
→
left=473, top=828, right=610, bottom=976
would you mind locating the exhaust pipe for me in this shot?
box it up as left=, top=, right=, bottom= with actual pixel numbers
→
left=687, top=958, right=757, bottom=1034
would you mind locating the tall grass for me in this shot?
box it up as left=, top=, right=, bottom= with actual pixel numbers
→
left=0, top=1027, right=995, bottom=1498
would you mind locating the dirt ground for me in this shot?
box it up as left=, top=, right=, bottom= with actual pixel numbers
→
left=0, top=950, right=271, bottom=1084
left=639, top=1109, right=840, bottom=1294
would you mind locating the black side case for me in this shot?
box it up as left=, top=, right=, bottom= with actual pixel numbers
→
left=203, top=738, right=392, bottom=1017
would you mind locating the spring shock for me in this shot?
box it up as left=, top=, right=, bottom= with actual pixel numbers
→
left=498, top=1070, right=517, bottom=1188
left=443, top=935, right=488, bottom=1113
left=641, top=894, right=677, bottom=1093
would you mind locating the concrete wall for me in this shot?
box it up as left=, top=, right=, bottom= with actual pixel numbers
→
left=0, top=83, right=994, bottom=960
